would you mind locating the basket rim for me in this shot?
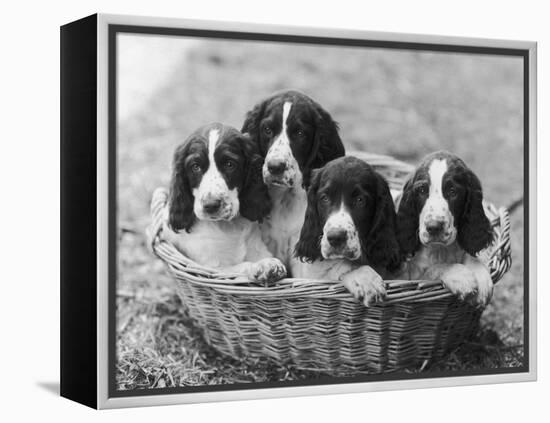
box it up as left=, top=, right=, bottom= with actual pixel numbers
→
left=148, top=153, right=512, bottom=304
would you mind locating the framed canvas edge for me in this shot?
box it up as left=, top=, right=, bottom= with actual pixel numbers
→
left=95, top=13, right=537, bottom=409
left=97, top=12, right=537, bottom=49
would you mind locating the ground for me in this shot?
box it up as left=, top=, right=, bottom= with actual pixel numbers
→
left=116, top=36, right=525, bottom=390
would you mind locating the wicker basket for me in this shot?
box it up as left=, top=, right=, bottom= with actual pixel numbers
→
left=149, top=152, right=512, bottom=373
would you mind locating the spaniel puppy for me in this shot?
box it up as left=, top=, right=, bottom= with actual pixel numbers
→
left=241, top=90, right=345, bottom=273
left=161, top=122, right=286, bottom=283
left=294, top=156, right=400, bottom=305
left=396, top=151, right=494, bottom=305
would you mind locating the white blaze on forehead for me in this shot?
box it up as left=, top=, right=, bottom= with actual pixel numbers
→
left=272, top=101, right=292, bottom=148
left=429, top=159, right=447, bottom=199
left=282, top=101, right=292, bottom=132
left=201, top=128, right=221, bottom=183
left=207, top=128, right=220, bottom=164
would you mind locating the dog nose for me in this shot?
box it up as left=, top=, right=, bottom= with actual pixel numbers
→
left=327, top=229, right=347, bottom=248
left=203, top=199, right=221, bottom=214
left=426, top=220, right=445, bottom=236
left=267, top=160, right=287, bottom=175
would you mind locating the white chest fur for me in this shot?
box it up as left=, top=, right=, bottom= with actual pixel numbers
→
left=291, top=257, right=354, bottom=280
left=407, top=242, right=467, bottom=279
left=176, top=218, right=253, bottom=267
left=261, top=184, right=307, bottom=266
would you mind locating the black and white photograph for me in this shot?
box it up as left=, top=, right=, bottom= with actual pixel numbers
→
left=5, top=0, right=550, bottom=418
left=112, top=23, right=529, bottom=395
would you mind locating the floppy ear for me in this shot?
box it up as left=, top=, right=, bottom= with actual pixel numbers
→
left=239, top=135, right=271, bottom=222
left=241, top=99, right=267, bottom=154
left=303, top=102, right=345, bottom=186
left=294, top=168, right=323, bottom=262
left=457, top=168, right=493, bottom=256
left=168, top=144, right=196, bottom=232
left=362, top=173, right=400, bottom=271
left=396, top=176, right=421, bottom=257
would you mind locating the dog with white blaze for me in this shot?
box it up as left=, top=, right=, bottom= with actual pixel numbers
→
left=396, top=151, right=494, bottom=305
left=159, top=122, right=287, bottom=284
left=241, top=90, right=345, bottom=274
left=294, top=156, right=401, bottom=306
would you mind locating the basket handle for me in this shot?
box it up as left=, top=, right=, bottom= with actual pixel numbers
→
left=488, top=206, right=512, bottom=285
left=147, top=187, right=169, bottom=254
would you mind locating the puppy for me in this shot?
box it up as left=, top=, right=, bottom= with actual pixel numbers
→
left=160, top=122, right=286, bottom=284
left=396, top=151, right=494, bottom=305
left=241, top=90, right=345, bottom=273
left=294, top=156, right=400, bottom=305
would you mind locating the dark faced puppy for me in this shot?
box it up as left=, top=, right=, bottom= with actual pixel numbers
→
left=241, top=90, right=345, bottom=188
left=397, top=150, right=493, bottom=258
left=168, top=123, right=270, bottom=232
left=295, top=156, right=400, bottom=272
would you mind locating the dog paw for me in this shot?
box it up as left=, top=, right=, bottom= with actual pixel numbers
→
left=248, top=258, right=287, bottom=284
left=474, top=267, right=494, bottom=307
left=440, top=265, right=478, bottom=301
left=341, top=266, right=386, bottom=306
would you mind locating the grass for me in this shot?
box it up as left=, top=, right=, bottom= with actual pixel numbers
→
left=116, top=37, right=525, bottom=390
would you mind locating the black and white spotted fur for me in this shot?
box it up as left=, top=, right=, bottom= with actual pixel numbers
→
left=396, top=151, right=494, bottom=305
left=162, top=123, right=286, bottom=284
left=294, top=156, right=400, bottom=305
left=241, top=90, right=345, bottom=274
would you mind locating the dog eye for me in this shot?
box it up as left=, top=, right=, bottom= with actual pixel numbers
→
left=354, top=196, right=365, bottom=207
left=319, top=194, right=330, bottom=204
left=417, top=185, right=428, bottom=195
left=448, top=186, right=457, bottom=197
left=263, top=126, right=272, bottom=136
left=191, top=163, right=202, bottom=173
left=296, top=129, right=305, bottom=137
left=223, top=160, right=235, bottom=170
